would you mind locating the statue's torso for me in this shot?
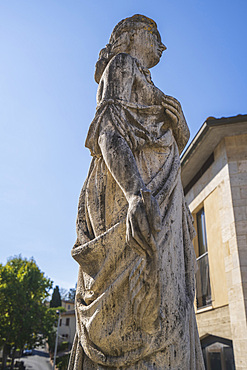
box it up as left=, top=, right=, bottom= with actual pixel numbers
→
left=97, top=53, right=166, bottom=106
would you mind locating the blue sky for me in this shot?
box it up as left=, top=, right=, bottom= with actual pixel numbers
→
left=1, top=0, right=246, bottom=291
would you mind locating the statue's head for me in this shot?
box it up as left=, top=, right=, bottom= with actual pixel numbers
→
left=94, top=14, right=166, bottom=83
left=109, top=15, right=160, bottom=44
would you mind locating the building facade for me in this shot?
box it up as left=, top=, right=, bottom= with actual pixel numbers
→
left=181, top=114, right=247, bottom=370
left=58, top=300, right=76, bottom=348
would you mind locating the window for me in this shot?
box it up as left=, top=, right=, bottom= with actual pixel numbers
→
left=59, top=319, right=62, bottom=326
left=68, top=305, right=70, bottom=309
left=195, top=208, right=212, bottom=309
left=201, top=335, right=236, bottom=370
left=66, top=318, right=70, bottom=326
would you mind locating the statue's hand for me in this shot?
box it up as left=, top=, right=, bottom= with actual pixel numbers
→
left=126, top=190, right=161, bottom=258
left=162, top=95, right=184, bottom=127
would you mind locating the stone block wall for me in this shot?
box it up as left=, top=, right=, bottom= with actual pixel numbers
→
left=225, top=135, right=247, bottom=369
left=185, top=134, right=247, bottom=369
left=196, top=305, right=232, bottom=339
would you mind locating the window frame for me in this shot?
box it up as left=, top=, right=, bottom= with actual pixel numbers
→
left=194, top=206, right=212, bottom=310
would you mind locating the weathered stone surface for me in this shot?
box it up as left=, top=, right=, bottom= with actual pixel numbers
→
left=68, top=14, right=205, bottom=369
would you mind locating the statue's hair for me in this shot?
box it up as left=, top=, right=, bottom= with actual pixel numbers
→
left=94, top=14, right=160, bottom=84
left=109, top=14, right=160, bottom=44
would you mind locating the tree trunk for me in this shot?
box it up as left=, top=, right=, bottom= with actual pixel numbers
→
left=10, top=347, right=16, bottom=370
left=1, top=343, right=8, bottom=370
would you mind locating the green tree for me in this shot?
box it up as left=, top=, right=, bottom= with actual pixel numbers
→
left=59, top=287, right=68, bottom=301
left=0, top=256, right=52, bottom=369
left=60, top=284, right=76, bottom=302
left=67, top=287, right=76, bottom=302
left=50, top=285, right=61, bottom=308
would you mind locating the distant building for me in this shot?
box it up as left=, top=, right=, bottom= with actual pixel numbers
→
left=181, top=114, right=247, bottom=370
left=58, top=300, right=76, bottom=347
left=61, top=300, right=75, bottom=312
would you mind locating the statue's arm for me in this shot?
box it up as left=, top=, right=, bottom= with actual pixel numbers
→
left=99, top=53, right=145, bottom=200
left=101, top=53, right=135, bottom=101
left=73, top=162, right=95, bottom=248
left=98, top=53, right=161, bottom=257
left=162, top=95, right=190, bottom=154
left=99, top=123, right=146, bottom=202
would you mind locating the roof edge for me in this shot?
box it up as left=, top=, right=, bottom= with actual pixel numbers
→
left=181, top=114, right=247, bottom=167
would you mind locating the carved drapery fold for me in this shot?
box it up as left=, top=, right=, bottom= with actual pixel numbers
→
left=69, top=99, right=201, bottom=368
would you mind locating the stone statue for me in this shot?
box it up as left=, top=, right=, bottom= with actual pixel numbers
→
left=68, top=14, right=205, bottom=369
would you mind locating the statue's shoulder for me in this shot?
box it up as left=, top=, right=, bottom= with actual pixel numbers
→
left=107, top=53, right=137, bottom=72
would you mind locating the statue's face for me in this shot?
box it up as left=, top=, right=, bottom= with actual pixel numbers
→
left=132, top=27, right=166, bottom=68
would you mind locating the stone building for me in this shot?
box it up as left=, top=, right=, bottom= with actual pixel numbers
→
left=181, top=114, right=247, bottom=370
left=59, top=300, right=76, bottom=347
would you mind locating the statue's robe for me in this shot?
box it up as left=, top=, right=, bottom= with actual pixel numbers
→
left=68, top=54, right=205, bottom=369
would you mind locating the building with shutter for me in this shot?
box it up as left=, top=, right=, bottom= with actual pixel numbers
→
left=58, top=300, right=76, bottom=347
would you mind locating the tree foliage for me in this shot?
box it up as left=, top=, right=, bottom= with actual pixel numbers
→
left=59, top=287, right=69, bottom=301
left=0, top=256, right=53, bottom=369
left=59, top=286, right=76, bottom=302
left=50, top=285, right=61, bottom=308
left=67, top=287, right=76, bottom=301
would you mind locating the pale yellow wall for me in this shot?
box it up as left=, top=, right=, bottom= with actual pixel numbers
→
left=59, top=313, right=76, bottom=345
left=185, top=134, right=247, bottom=369
left=204, top=188, right=229, bottom=308
left=65, top=302, right=75, bottom=310
left=225, top=134, right=247, bottom=162
left=61, top=300, right=75, bottom=311
left=225, top=134, right=247, bottom=348
left=185, top=138, right=228, bottom=209
left=196, top=305, right=232, bottom=339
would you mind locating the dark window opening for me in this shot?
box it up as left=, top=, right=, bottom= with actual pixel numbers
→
left=196, top=208, right=212, bottom=309
left=197, top=208, right=208, bottom=256
left=201, top=335, right=235, bottom=370
left=66, top=318, right=70, bottom=326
